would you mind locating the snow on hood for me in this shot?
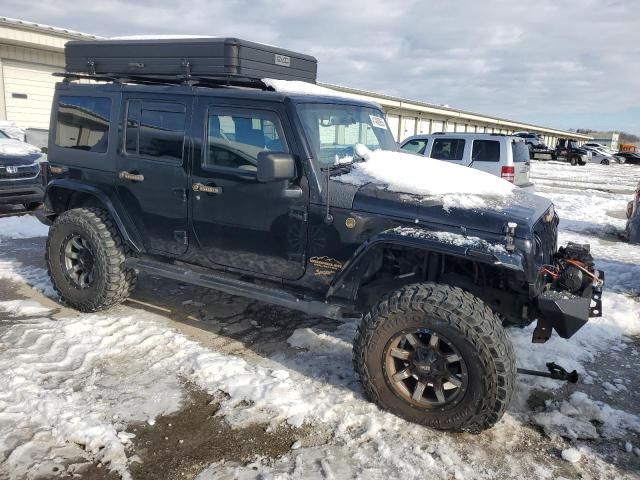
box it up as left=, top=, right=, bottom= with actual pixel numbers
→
left=0, top=137, right=41, bottom=157
left=334, top=145, right=516, bottom=210
left=262, top=78, right=362, bottom=100
left=0, top=121, right=25, bottom=141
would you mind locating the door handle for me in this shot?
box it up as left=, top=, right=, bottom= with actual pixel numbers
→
left=192, top=183, right=223, bottom=195
left=119, top=171, right=145, bottom=182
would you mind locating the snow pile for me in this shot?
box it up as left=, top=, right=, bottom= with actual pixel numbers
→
left=0, top=215, right=49, bottom=241
left=561, top=447, right=582, bottom=463
left=393, top=227, right=507, bottom=253
left=533, top=392, right=640, bottom=441
left=262, top=78, right=362, bottom=100
left=0, top=299, right=51, bottom=316
left=334, top=146, right=515, bottom=209
left=0, top=121, right=26, bottom=141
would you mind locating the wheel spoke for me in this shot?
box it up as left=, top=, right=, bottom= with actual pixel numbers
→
left=412, top=381, right=426, bottom=401
left=70, top=238, right=83, bottom=250
left=79, top=271, right=88, bottom=287
left=404, top=333, right=423, bottom=349
left=390, top=347, right=411, bottom=361
left=428, top=333, right=439, bottom=349
left=72, top=264, right=82, bottom=273
left=67, top=252, right=80, bottom=260
left=446, top=375, right=463, bottom=388
left=446, top=354, right=461, bottom=363
left=434, top=383, right=446, bottom=403
left=392, top=368, right=412, bottom=383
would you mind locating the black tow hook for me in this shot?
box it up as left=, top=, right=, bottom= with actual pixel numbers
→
left=517, top=362, right=579, bottom=383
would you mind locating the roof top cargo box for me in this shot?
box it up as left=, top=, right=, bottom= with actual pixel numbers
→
left=64, top=37, right=318, bottom=83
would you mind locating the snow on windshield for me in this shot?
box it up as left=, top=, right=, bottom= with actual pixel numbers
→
left=334, top=145, right=515, bottom=209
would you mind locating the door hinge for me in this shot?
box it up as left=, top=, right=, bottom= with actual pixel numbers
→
left=290, top=206, right=308, bottom=222
left=174, top=230, right=188, bottom=246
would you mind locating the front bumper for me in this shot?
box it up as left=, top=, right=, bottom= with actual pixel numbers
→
left=536, top=270, right=604, bottom=339
left=0, top=180, right=45, bottom=205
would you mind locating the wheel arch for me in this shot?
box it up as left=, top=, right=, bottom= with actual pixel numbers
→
left=44, top=179, right=144, bottom=253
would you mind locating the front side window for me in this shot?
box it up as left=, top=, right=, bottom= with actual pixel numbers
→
left=55, top=96, right=111, bottom=152
left=401, top=139, right=428, bottom=154
left=472, top=140, right=500, bottom=162
left=431, top=138, right=465, bottom=161
left=296, top=103, right=397, bottom=165
left=205, top=109, right=287, bottom=171
left=125, top=100, right=186, bottom=162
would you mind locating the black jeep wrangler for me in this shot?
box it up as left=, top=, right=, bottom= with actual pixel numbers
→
left=42, top=38, right=604, bottom=432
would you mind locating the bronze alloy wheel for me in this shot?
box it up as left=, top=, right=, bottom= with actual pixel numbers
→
left=62, top=233, right=95, bottom=289
left=383, top=328, right=468, bottom=408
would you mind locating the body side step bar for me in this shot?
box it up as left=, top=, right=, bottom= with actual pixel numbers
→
left=126, top=257, right=347, bottom=320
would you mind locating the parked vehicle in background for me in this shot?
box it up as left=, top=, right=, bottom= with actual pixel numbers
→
left=583, top=146, right=624, bottom=165
left=619, top=143, right=638, bottom=153
left=40, top=36, right=606, bottom=433
left=400, top=133, right=533, bottom=189
left=513, top=132, right=547, bottom=156
left=616, top=152, right=640, bottom=165
left=0, top=130, right=47, bottom=209
left=0, top=121, right=26, bottom=142
left=625, top=180, right=640, bottom=244
left=553, top=138, right=591, bottom=166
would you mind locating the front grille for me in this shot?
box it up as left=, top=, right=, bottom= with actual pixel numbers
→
left=0, top=163, right=40, bottom=180
left=534, top=213, right=558, bottom=265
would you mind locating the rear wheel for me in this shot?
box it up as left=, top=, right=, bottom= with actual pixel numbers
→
left=46, top=207, right=137, bottom=312
left=353, top=283, right=516, bottom=432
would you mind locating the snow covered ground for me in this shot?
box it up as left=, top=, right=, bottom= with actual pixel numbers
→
left=0, top=161, right=639, bottom=479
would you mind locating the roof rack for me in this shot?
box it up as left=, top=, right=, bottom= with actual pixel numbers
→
left=63, top=37, right=318, bottom=88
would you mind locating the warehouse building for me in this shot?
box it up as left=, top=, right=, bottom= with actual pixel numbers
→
left=0, top=16, right=592, bottom=146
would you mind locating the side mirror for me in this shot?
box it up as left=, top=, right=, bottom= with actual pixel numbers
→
left=257, top=152, right=296, bottom=182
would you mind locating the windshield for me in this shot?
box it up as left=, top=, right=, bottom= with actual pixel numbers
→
left=296, top=103, right=397, bottom=165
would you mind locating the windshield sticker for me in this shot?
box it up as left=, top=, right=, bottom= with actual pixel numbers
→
left=370, top=115, right=388, bottom=129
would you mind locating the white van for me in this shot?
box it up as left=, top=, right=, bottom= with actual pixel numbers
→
left=400, top=133, right=533, bottom=189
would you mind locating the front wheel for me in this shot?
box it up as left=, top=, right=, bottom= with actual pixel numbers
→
left=600, top=159, right=610, bottom=165
left=353, top=283, right=516, bottom=433
left=46, top=207, right=137, bottom=312
left=570, top=156, right=579, bottom=166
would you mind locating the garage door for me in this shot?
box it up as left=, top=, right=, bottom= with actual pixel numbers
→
left=3, top=61, right=61, bottom=129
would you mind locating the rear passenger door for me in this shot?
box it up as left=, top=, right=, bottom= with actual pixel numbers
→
left=430, top=138, right=468, bottom=165
left=116, top=97, right=191, bottom=256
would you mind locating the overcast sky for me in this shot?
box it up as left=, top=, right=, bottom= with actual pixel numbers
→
left=7, top=0, right=639, bottom=133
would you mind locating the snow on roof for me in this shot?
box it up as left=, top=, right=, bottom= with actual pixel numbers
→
left=334, top=145, right=515, bottom=210
left=0, top=16, right=99, bottom=39
left=262, top=78, right=364, bottom=101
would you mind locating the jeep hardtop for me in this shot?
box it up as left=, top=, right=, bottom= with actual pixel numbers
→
left=42, top=37, right=604, bottom=432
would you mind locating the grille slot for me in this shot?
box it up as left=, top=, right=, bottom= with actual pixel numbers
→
left=534, top=214, right=558, bottom=265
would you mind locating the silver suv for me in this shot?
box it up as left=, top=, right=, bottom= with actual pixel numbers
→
left=400, top=133, right=534, bottom=189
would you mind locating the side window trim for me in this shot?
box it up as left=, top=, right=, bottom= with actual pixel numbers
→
left=123, top=98, right=187, bottom=165
left=201, top=105, right=289, bottom=175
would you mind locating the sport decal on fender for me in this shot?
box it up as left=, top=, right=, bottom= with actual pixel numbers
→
left=309, top=256, right=343, bottom=276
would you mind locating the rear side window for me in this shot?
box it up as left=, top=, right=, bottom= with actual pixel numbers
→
left=55, top=96, right=111, bottom=153
left=126, top=100, right=186, bottom=162
left=512, top=141, right=530, bottom=163
left=472, top=140, right=500, bottom=162
left=401, top=139, right=428, bottom=154
left=431, top=138, right=465, bottom=161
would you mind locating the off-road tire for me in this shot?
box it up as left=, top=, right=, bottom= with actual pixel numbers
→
left=353, top=283, right=516, bottom=433
left=46, top=207, right=137, bottom=312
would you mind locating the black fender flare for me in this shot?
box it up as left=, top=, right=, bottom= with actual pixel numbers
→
left=44, top=179, right=144, bottom=252
left=327, top=229, right=525, bottom=300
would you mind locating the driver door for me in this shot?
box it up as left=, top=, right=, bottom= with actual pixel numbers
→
left=189, top=103, right=308, bottom=280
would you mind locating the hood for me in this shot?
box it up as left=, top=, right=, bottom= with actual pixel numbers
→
left=351, top=183, right=552, bottom=238
left=0, top=138, right=43, bottom=165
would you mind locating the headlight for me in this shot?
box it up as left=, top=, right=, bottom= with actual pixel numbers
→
left=543, top=205, right=555, bottom=223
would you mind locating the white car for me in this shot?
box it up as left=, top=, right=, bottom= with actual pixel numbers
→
left=400, top=133, right=533, bottom=189
left=583, top=145, right=624, bottom=164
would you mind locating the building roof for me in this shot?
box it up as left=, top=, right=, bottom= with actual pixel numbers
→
left=0, top=16, right=99, bottom=40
